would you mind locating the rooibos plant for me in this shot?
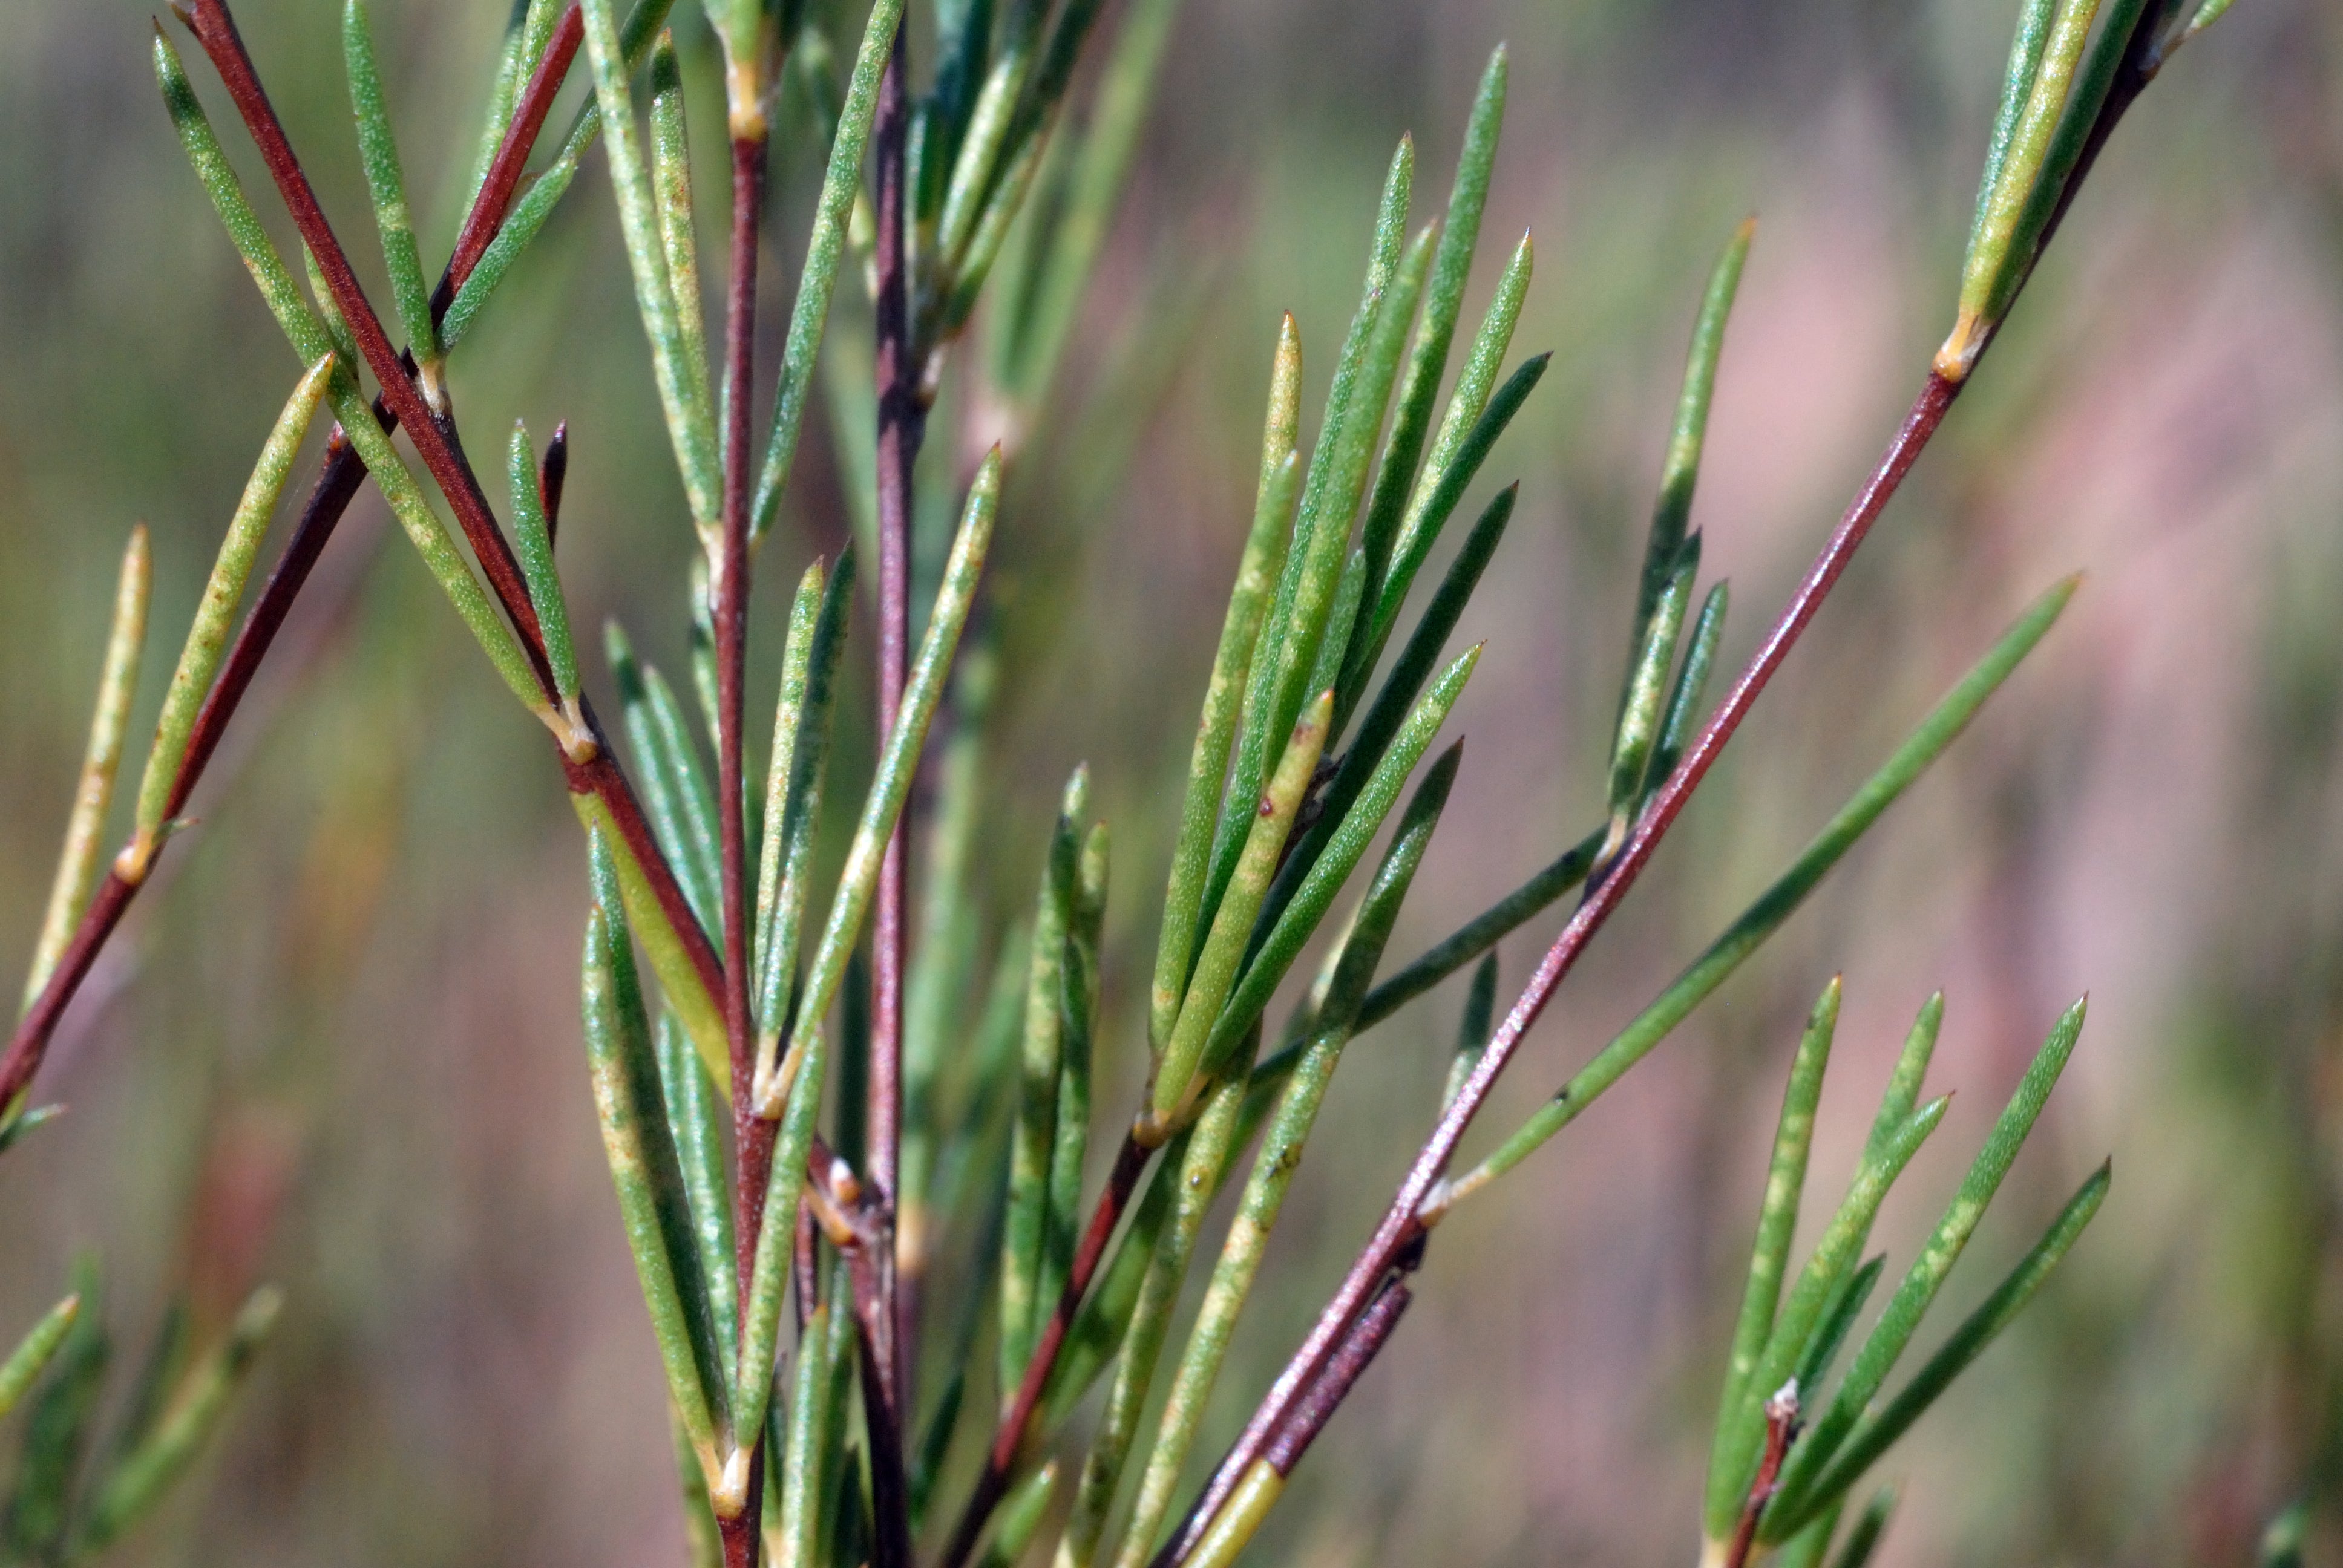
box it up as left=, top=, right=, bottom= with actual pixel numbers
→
left=0, top=0, right=2261, bottom=1563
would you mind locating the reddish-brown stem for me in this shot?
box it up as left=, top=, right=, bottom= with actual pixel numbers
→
left=937, top=1131, right=1152, bottom=1568
left=1156, top=369, right=1964, bottom=1568
left=867, top=19, right=919, bottom=1516
left=182, top=0, right=551, bottom=695
left=713, top=121, right=770, bottom=1568
left=436, top=4, right=584, bottom=315
left=1723, top=1387, right=1801, bottom=1568
left=718, top=125, right=768, bottom=1327
left=851, top=1245, right=916, bottom=1568
left=1259, top=1275, right=1412, bottom=1477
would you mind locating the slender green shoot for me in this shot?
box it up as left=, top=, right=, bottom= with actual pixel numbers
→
left=1152, top=316, right=1302, bottom=1050
left=578, top=0, right=719, bottom=531
left=583, top=831, right=729, bottom=1496
left=81, top=1287, right=283, bottom=1552
left=1438, top=577, right=2078, bottom=1207
left=508, top=420, right=579, bottom=707
left=344, top=0, right=439, bottom=380
left=0, top=1298, right=81, bottom=1423
left=24, top=530, right=147, bottom=1013
left=126, top=354, right=335, bottom=880
left=1708, top=978, right=1840, bottom=1494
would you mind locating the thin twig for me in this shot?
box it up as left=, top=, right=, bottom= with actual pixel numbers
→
left=1723, top=1383, right=1801, bottom=1568
left=937, top=1129, right=1152, bottom=1568
left=865, top=28, right=920, bottom=1566
left=715, top=106, right=771, bottom=1568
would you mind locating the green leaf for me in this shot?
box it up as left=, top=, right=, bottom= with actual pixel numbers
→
left=606, top=621, right=723, bottom=938
left=1441, top=952, right=1499, bottom=1112
left=775, top=1282, right=853, bottom=1568
left=1708, top=976, right=1839, bottom=1522
left=131, top=355, right=336, bottom=867
left=24, top=528, right=147, bottom=1015
left=509, top=420, right=580, bottom=707
left=1353, top=823, right=1605, bottom=1034
left=754, top=553, right=855, bottom=1039
left=752, top=0, right=909, bottom=540
left=1607, top=535, right=1699, bottom=826
left=1828, top=1488, right=1898, bottom=1568
left=1380, top=229, right=1532, bottom=607
left=1619, top=220, right=1750, bottom=722
left=1060, top=1068, right=1253, bottom=1568
left=650, top=32, right=715, bottom=537
left=1795, top=1255, right=1884, bottom=1405
left=1041, top=822, right=1109, bottom=1357
left=1441, top=576, right=2078, bottom=1206
left=1001, top=769, right=1088, bottom=1397
left=1351, top=351, right=1548, bottom=687
left=1199, top=143, right=1415, bottom=944
left=975, top=1460, right=1059, bottom=1568
left=990, top=0, right=1183, bottom=407
left=1774, top=998, right=2089, bottom=1518
left=1646, top=580, right=1729, bottom=802
left=344, top=0, right=438, bottom=371
left=156, top=26, right=548, bottom=719
left=582, top=832, right=729, bottom=1494
left=82, top=1287, right=283, bottom=1553
left=657, top=1011, right=738, bottom=1379
left=579, top=0, right=721, bottom=529
left=1354, top=45, right=1508, bottom=638
left=1771, top=1163, right=2111, bottom=1535
left=1708, top=1098, right=1948, bottom=1542
left=1152, top=690, right=1334, bottom=1125
left=3, top=1258, right=105, bottom=1561
left=1205, top=647, right=1480, bottom=1079
left=762, top=449, right=1000, bottom=1111
left=0, top=1297, right=80, bottom=1425
left=1150, top=316, right=1302, bottom=1051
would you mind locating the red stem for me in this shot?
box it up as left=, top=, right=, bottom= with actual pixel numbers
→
left=715, top=122, right=769, bottom=1568
left=867, top=24, right=920, bottom=1547
left=937, top=1130, right=1152, bottom=1568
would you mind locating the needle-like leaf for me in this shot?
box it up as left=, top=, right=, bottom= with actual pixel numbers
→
left=754, top=553, right=855, bottom=1039
left=1152, top=316, right=1302, bottom=1050
left=344, top=0, right=439, bottom=376
left=607, top=622, right=723, bottom=937
left=751, top=0, right=909, bottom=540
left=82, top=1287, right=283, bottom=1552
left=583, top=831, right=730, bottom=1494
left=1772, top=1163, right=2111, bottom=1535
left=3, top=1258, right=105, bottom=1561
left=22, top=531, right=147, bottom=1014
left=1207, top=647, right=1479, bottom=1077
left=1774, top=998, right=2089, bottom=1518
left=0, top=1297, right=80, bottom=1423
left=1440, top=578, right=2077, bottom=1209
left=509, top=420, right=579, bottom=707
left=1153, top=690, right=1334, bottom=1125
left=126, top=354, right=335, bottom=880
left=156, top=28, right=548, bottom=719
left=1709, top=977, right=1840, bottom=1501
left=579, top=0, right=719, bottom=530
left=1001, top=769, right=1087, bottom=1396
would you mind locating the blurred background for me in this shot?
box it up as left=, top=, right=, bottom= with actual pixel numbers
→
left=1, top=0, right=2339, bottom=1563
